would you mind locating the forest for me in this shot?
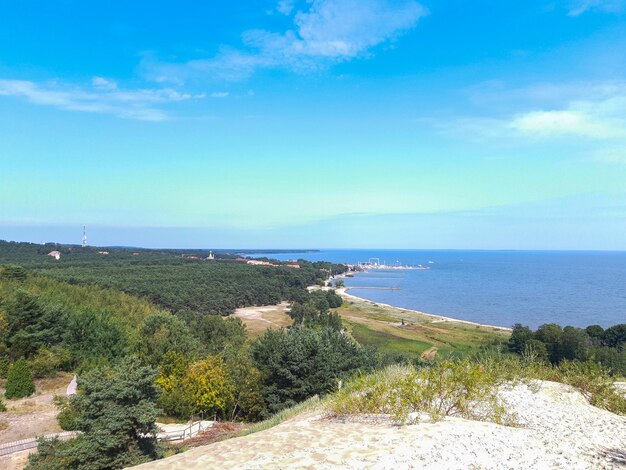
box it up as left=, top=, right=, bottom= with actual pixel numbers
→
left=0, top=240, right=344, bottom=315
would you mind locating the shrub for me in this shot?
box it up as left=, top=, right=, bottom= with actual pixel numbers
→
left=331, top=359, right=511, bottom=425
left=0, top=398, right=6, bottom=412
left=5, top=358, right=35, bottom=399
left=29, top=347, right=73, bottom=378
left=0, top=356, right=10, bottom=378
left=476, top=354, right=626, bottom=416
left=53, top=396, right=80, bottom=431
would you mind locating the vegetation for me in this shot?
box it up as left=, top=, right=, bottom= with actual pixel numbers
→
left=508, top=322, right=626, bottom=376
left=331, top=354, right=626, bottom=424
left=334, top=297, right=509, bottom=359
left=27, top=357, right=161, bottom=470
left=5, top=357, right=35, bottom=399
left=0, top=240, right=345, bottom=316
left=251, top=326, right=375, bottom=416
left=331, top=359, right=510, bottom=424
left=3, top=240, right=625, bottom=468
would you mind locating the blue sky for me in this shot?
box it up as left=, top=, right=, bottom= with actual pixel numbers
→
left=1, top=0, right=626, bottom=249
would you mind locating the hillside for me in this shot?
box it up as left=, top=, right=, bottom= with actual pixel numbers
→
left=131, top=380, right=626, bottom=469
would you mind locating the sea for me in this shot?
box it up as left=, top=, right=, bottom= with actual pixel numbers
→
left=252, top=250, right=626, bottom=329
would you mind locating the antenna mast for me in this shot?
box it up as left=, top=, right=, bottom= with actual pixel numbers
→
left=82, top=225, right=87, bottom=247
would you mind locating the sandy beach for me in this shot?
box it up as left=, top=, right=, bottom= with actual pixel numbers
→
left=337, top=286, right=512, bottom=332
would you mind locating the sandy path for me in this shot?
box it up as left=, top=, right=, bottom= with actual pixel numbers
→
left=0, top=373, right=73, bottom=445
left=232, top=302, right=292, bottom=335
left=131, top=380, right=626, bottom=469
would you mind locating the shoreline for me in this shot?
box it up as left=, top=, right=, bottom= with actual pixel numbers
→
left=336, top=286, right=512, bottom=333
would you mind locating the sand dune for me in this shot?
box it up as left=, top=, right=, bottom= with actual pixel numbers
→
left=131, top=380, right=626, bottom=469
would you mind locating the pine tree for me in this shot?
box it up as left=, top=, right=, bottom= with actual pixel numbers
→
left=5, top=358, right=35, bottom=399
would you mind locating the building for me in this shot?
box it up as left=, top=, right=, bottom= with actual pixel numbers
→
left=47, top=250, right=61, bottom=260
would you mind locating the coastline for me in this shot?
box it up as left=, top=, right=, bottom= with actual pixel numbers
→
left=336, top=286, right=512, bottom=333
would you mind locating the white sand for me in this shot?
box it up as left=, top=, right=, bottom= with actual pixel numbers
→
left=131, top=380, right=626, bottom=469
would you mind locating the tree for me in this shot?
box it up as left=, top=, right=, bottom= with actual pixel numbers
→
left=223, top=347, right=265, bottom=421
left=138, top=312, right=198, bottom=366
left=63, top=308, right=127, bottom=362
left=184, top=356, right=235, bottom=418
left=28, top=357, right=161, bottom=469
left=559, top=327, right=591, bottom=361
left=585, top=324, right=604, bottom=339
left=5, top=358, right=35, bottom=399
left=252, top=327, right=373, bottom=415
left=507, top=324, right=534, bottom=355
left=6, top=290, right=66, bottom=359
left=155, top=352, right=194, bottom=418
left=74, top=357, right=160, bottom=468
left=603, top=324, right=626, bottom=349
left=192, top=315, right=246, bottom=355
left=535, top=323, right=564, bottom=363
left=157, top=354, right=235, bottom=419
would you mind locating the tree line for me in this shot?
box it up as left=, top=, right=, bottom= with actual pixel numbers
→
left=508, top=322, right=626, bottom=375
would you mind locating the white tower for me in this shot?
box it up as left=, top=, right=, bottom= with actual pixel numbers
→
left=82, top=225, right=87, bottom=247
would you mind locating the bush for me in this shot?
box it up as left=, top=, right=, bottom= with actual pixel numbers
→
left=5, top=358, right=35, bottom=399
left=331, top=360, right=511, bottom=425
left=0, top=356, right=10, bottom=378
left=26, top=436, right=75, bottom=470
left=29, top=347, right=73, bottom=378
left=475, top=354, right=626, bottom=416
left=0, top=398, right=6, bottom=412
left=53, top=396, right=80, bottom=431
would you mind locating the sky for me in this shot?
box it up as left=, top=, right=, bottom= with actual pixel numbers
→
left=1, top=0, right=626, bottom=249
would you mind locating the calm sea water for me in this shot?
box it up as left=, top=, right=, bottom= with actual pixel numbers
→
left=253, top=250, right=626, bottom=329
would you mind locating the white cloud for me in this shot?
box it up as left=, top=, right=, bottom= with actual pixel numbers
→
left=568, top=0, right=625, bottom=16
left=210, top=91, right=229, bottom=98
left=92, top=77, right=118, bottom=91
left=144, top=0, right=427, bottom=82
left=0, top=78, right=204, bottom=121
left=509, top=110, right=623, bottom=139
left=277, top=0, right=295, bottom=15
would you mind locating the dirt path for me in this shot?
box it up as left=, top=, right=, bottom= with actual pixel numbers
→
left=0, top=373, right=73, bottom=445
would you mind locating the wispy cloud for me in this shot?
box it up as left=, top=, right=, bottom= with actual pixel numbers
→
left=143, top=0, right=427, bottom=83
left=431, top=81, right=626, bottom=142
left=0, top=78, right=204, bottom=120
left=509, top=110, right=624, bottom=139
left=568, top=0, right=625, bottom=16
left=276, top=0, right=295, bottom=15
left=210, top=91, right=230, bottom=98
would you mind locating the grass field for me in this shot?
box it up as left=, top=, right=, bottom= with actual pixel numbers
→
left=336, top=295, right=510, bottom=359
left=232, top=292, right=510, bottom=359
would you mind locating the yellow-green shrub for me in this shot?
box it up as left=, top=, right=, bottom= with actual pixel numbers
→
left=331, top=360, right=510, bottom=424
